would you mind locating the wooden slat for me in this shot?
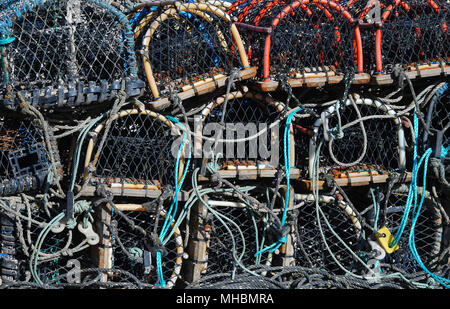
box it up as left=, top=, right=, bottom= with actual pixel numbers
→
left=299, top=172, right=413, bottom=191
left=148, top=66, right=257, bottom=111
left=371, top=64, right=450, bottom=86
left=95, top=204, right=112, bottom=284
left=256, top=73, right=371, bottom=92
left=78, top=185, right=189, bottom=201
left=198, top=167, right=301, bottom=181
left=184, top=196, right=209, bottom=283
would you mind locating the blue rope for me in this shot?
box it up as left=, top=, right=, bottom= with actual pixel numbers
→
left=0, top=36, right=15, bottom=45
left=159, top=116, right=191, bottom=240
left=0, top=0, right=139, bottom=80
left=254, top=107, right=302, bottom=257
left=408, top=148, right=450, bottom=288
left=441, top=146, right=450, bottom=159
left=390, top=106, right=420, bottom=247
left=155, top=252, right=166, bottom=288
left=155, top=115, right=191, bottom=287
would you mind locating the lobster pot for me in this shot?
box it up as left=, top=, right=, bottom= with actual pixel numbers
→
left=423, top=82, right=449, bottom=169
left=341, top=0, right=382, bottom=74
left=198, top=86, right=289, bottom=178
left=227, top=0, right=288, bottom=24
left=287, top=194, right=363, bottom=274
left=80, top=109, right=185, bottom=199
left=185, top=188, right=282, bottom=282
left=0, top=0, right=143, bottom=109
left=134, top=2, right=255, bottom=110
left=365, top=185, right=444, bottom=274
left=96, top=204, right=184, bottom=288
left=0, top=109, right=56, bottom=196
left=0, top=199, right=96, bottom=286
left=228, top=0, right=289, bottom=77
left=374, top=0, right=449, bottom=77
left=233, top=0, right=365, bottom=90
left=308, top=96, right=406, bottom=183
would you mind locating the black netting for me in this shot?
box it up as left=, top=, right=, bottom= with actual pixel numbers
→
left=187, top=189, right=277, bottom=281
left=202, top=89, right=283, bottom=170
left=184, top=264, right=433, bottom=289
left=342, top=0, right=449, bottom=74
left=0, top=109, right=50, bottom=196
left=312, top=99, right=405, bottom=177
left=0, top=0, right=142, bottom=109
left=87, top=110, right=180, bottom=194
left=100, top=208, right=183, bottom=288
left=366, top=186, right=444, bottom=274
left=231, top=0, right=285, bottom=76
left=227, top=0, right=257, bottom=18
left=104, top=208, right=183, bottom=288
left=1, top=199, right=96, bottom=286
left=234, top=1, right=359, bottom=81
left=228, top=0, right=289, bottom=25
left=291, top=195, right=363, bottom=275
left=349, top=1, right=379, bottom=74
left=377, top=0, right=449, bottom=73
left=134, top=3, right=248, bottom=102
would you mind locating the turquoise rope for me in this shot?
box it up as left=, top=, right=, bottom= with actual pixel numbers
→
left=390, top=106, right=420, bottom=247
left=159, top=116, right=191, bottom=240
left=155, top=116, right=191, bottom=287
left=408, top=148, right=450, bottom=288
left=0, top=36, right=15, bottom=45
left=370, top=187, right=379, bottom=232
left=254, top=107, right=303, bottom=257
left=69, top=115, right=104, bottom=191
left=30, top=212, right=66, bottom=285
left=441, top=146, right=449, bottom=159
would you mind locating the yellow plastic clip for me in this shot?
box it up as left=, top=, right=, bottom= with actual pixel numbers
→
left=375, top=226, right=399, bottom=254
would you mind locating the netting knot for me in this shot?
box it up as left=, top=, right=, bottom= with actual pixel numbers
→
left=328, top=127, right=344, bottom=140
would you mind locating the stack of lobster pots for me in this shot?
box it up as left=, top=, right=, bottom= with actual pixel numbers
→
left=0, top=0, right=448, bottom=288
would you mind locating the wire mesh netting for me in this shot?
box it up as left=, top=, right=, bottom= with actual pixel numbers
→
left=184, top=264, right=433, bottom=288
left=201, top=87, right=285, bottom=172
left=0, top=0, right=448, bottom=292
left=133, top=2, right=253, bottom=104
left=100, top=206, right=184, bottom=288
left=228, top=0, right=288, bottom=24
left=233, top=0, right=362, bottom=84
left=0, top=109, right=51, bottom=196
left=81, top=109, right=183, bottom=196
left=186, top=188, right=280, bottom=282
left=0, top=198, right=97, bottom=287
left=340, top=0, right=381, bottom=74
left=380, top=0, right=449, bottom=73
left=0, top=0, right=143, bottom=109
left=309, top=96, right=406, bottom=178
left=289, top=194, right=364, bottom=275
left=351, top=0, right=450, bottom=74
left=364, top=185, right=444, bottom=275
